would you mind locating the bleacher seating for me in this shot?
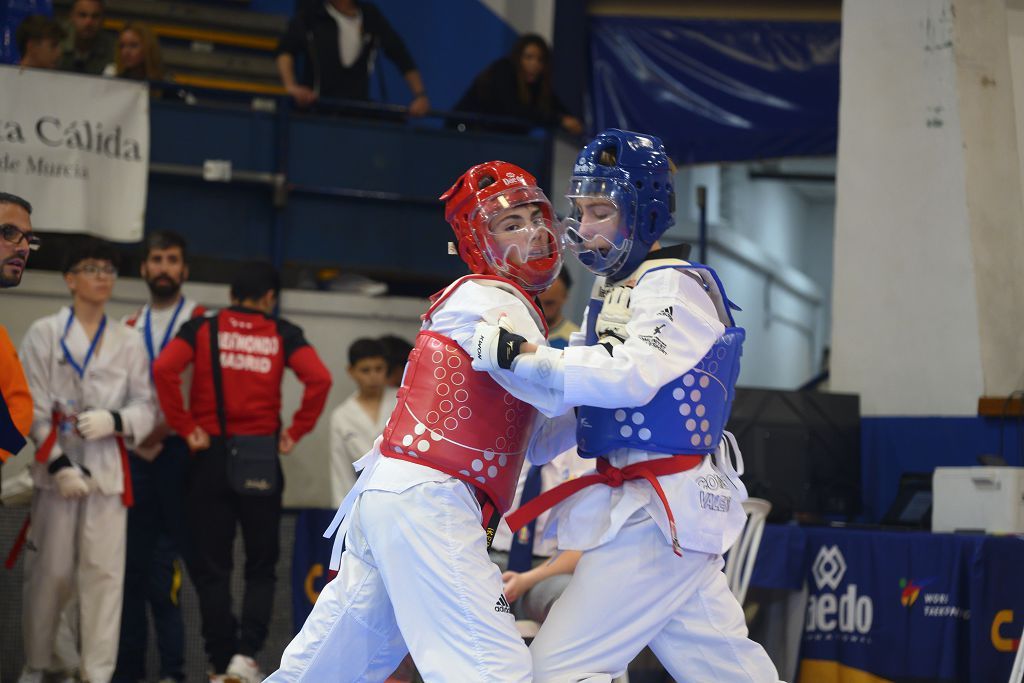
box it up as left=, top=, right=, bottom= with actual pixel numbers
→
left=53, top=0, right=286, bottom=93
left=43, top=0, right=553, bottom=295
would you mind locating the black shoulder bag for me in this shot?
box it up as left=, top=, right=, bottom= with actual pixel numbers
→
left=209, top=316, right=282, bottom=496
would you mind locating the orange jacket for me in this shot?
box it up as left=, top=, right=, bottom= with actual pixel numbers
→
left=0, top=324, right=33, bottom=462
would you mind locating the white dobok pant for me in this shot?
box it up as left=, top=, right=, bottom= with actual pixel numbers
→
left=268, top=477, right=532, bottom=683
left=530, top=512, right=782, bottom=683
left=23, top=488, right=126, bottom=683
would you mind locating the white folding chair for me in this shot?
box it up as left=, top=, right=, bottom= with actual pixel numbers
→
left=724, top=497, right=772, bottom=607
left=1010, top=623, right=1024, bottom=683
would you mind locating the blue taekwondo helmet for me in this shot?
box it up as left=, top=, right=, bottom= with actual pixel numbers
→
left=563, top=129, right=675, bottom=281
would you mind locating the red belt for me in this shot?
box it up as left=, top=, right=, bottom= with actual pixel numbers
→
left=4, top=515, right=29, bottom=570
left=505, top=454, right=703, bottom=557
left=33, top=410, right=61, bottom=464
left=34, top=411, right=134, bottom=508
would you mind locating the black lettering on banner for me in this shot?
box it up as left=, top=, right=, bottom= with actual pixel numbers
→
left=36, top=116, right=62, bottom=146
left=26, top=156, right=88, bottom=179
left=0, top=152, right=20, bottom=172
left=29, top=117, right=143, bottom=161
left=1, top=121, right=25, bottom=143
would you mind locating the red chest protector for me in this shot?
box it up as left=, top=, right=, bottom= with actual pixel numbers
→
left=381, top=275, right=548, bottom=513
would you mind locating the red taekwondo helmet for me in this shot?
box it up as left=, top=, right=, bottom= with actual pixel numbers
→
left=440, top=161, right=564, bottom=293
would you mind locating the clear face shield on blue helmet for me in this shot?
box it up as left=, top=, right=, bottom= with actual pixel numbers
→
left=563, top=177, right=637, bottom=277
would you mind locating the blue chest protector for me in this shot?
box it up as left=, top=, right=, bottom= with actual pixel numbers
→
left=576, top=263, right=745, bottom=458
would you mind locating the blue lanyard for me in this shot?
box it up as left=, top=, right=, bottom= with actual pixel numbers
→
left=61, top=309, right=107, bottom=379
left=143, top=297, right=185, bottom=363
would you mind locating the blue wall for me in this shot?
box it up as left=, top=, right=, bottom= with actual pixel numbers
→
left=1, top=0, right=53, bottom=64
left=247, top=0, right=296, bottom=14
left=862, top=417, right=1024, bottom=523
left=368, top=0, right=518, bottom=114
left=147, top=97, right=551, bottom=279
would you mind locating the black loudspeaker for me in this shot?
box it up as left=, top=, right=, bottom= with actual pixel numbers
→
left=725, top=389, right=861, bottom=523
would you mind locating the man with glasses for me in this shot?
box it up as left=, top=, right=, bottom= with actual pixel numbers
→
left=0, top=191, right=39, bottom=288
left=18, top=238, right=157, bottom=683
left=1, top=191, right=37, bottom=485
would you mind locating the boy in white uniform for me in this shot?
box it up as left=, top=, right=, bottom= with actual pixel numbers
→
left=18, top=239, right=157, bottom=683
left=474, top=130, right=781, bottom=682
left=328, top=338, right=399, bottom=507
left=267, top=161, right=573, bottom=683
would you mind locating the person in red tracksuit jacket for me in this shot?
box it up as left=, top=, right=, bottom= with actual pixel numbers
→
left=152, top=262, right=331, bottom=683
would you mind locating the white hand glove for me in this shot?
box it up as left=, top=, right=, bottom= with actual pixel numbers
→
left=470, top=320, right=527, bottom=373
left=54, top=466, right=90, bottom=499
left=595, top=285, right=633, bottom=344
left=76, top=410, right=118, bottom=440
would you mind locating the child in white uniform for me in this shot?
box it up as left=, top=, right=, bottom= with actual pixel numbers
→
left=18, top=240, right=156, bottom=683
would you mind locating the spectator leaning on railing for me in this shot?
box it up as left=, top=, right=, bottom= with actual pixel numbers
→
left=276, top=0, right=430, bottom=116
left=450, top=33, right=583, bottom=135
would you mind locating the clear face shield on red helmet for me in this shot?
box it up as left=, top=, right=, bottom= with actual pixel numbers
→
left=563, top=177, right=638, bottom=277
left=470, top=186, right=564, bottom=292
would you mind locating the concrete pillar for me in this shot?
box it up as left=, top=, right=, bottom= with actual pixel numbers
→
left=831, top=0, right=1024, bottom=415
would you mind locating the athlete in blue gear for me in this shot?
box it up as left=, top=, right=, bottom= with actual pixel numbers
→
left=472, top=129, right=782, bottom=682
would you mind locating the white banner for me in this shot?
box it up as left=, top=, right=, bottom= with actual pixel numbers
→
left=0, top=66, right=149, bottom=242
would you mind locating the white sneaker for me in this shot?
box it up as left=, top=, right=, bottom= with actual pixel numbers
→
left=16, top=669, right=43, bottom=683
left=225, top=654, right=264, bottom=683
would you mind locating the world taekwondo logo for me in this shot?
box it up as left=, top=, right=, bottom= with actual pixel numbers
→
left=812, top=545, right=847, bottom=590
left=805, top=545, right=873, bottom=641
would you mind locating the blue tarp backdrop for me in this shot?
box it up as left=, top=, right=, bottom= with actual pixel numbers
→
left=588, top=18, right=841, bottom=164
left=0, top=0, right=53, bottom=64
left=861, top=417, right=1024, bottom=524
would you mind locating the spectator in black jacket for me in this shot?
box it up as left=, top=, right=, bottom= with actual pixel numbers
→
left=450, top=33, right=582, bottom=135
left=276, top=0, right=429, bottom=116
